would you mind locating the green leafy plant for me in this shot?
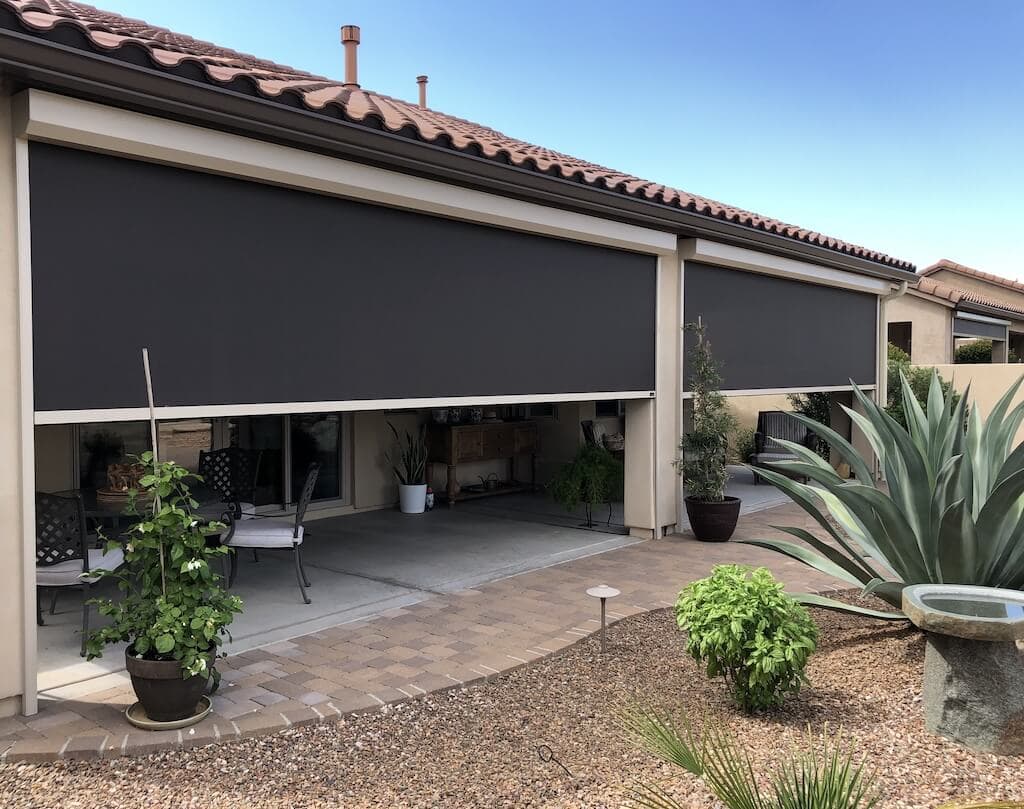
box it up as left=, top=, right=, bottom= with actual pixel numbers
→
left=788, top=392, right=832, bottom=459
left=676, top=565, right=818, bottom=712
left=549, top=443, right=624, bottom=528
left=623, top=709, right=879, bottom=809
left=86, top=453, right=243, bottom=685
left=386, top=422, right=428, bottom=485
left=679, top=320, right=736, bottom=501
left=955, top=338, right=994, bottom=364
left=741, top=371, right=1024, bottom=619
left=732, top=427, right=756, bottom=464
left=885, top=343, right=960, bottom=429
left=552, top=446, right=622, bottom=528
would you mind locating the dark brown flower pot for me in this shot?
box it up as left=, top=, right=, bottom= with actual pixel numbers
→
left=685, top=496, right=741, bottom=542
left=125, top=649, right=209, bottom=723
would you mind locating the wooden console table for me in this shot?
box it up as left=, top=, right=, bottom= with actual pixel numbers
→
left=427, top=421, right=539, bottom=505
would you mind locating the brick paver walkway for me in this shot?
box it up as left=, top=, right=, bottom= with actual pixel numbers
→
left=0, top=503, right=839, bottom=762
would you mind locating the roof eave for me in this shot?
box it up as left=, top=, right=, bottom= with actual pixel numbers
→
left=0, top=29, right=917, bottom=283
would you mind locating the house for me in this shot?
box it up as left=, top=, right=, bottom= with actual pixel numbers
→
left=0, top=0, right=917, bottom=718
left=885, top=259, right=1024, bottom=364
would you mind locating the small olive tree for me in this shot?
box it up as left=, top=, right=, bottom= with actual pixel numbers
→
left=678, top=320, right=735, bottom=501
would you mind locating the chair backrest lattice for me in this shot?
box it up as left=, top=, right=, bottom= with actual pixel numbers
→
left=198, top=448, right=260, bottom=509
left=36, top=492, right=87, bottom=569
left=293, top=463, right=320, bottom=538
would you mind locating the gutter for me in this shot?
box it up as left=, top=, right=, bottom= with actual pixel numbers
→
left=0, top=28, right=919, bottom=283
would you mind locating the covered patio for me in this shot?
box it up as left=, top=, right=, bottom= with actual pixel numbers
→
left=37, top=505, right=638, bottom=695
left=4, top=500, right=838, bottom=762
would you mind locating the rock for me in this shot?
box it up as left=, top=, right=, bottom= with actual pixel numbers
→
left=923, top=633, right=1024, bottom=754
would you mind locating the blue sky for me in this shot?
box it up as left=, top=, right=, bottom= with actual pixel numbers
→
left=97, top=1, right=1023, bottom=276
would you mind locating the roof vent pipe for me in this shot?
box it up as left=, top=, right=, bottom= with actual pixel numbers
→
left=340, top=25, right=360, bottom=88
left=417, top=75, right=428, bottom=108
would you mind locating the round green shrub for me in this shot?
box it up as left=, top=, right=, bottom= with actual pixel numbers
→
left=675, top=564, right=818, bottom=712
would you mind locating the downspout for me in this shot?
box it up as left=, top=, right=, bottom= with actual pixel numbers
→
left=877, top=281, right=909, bottom=410
left=874, top=281, right=908, bottom=478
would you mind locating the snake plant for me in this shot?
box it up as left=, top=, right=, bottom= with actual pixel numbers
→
left=741, top=370, right=1024, bottom=618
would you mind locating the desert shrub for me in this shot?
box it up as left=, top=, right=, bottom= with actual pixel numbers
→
left=955, top=338, right=993, bottom=364
left=675, top=565, right=818, bottom=712
left=886, top=342, right=959, bottom=429
left=549, top=443, right=624, bottom=528
left=787, top=391, right=831, bottom=459
left=731, top=427, right=756, bottom=464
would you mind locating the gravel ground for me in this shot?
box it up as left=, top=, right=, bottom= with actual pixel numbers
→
left=3, top=593, right=1023, bottom=809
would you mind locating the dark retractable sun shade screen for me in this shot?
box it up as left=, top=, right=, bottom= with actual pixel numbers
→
left=953, top=316, right=1008, bottom=341
left=683, top=262, right=877, bottom=391
left=29, top=144, right=657, bottom=413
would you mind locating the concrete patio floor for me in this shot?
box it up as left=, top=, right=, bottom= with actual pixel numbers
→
left=37, top=507, right=638, bottom=692
left=4, top=500, right=842, bottom=763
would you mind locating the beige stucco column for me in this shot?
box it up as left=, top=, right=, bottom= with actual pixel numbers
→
left=624, top=253, right=681, bottom=538
left=0, top=88, right=29, bottom=717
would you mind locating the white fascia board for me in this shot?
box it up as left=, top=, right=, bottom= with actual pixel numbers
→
left=681, top=384, right=875, bottom=399
left=34, top=390, right=657, bottom=425
left=680, top=238, right=893, bottom=295
left=15, top=90, right=676, bottom=257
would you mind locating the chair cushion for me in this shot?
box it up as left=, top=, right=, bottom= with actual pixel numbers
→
left=225, top=520, right=302, bottom=549
left=37, top=547, right=125, bottom=587
left=750, top=452, right=799, bottom=464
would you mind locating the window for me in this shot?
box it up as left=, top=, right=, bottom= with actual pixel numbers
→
left=290, top=414, right=342, bottom=502
left=78, top=421, right=149, bottom=491
left=888, top=322, right=912, bottom=357
left=157, top=419, right=213, bottom=474
left=595, top=400, right=624, bottom=418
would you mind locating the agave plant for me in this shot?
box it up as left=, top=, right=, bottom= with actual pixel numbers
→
left=622, top=707, right=878, bottom=809
left=741, top=370, right=1024, bottom=617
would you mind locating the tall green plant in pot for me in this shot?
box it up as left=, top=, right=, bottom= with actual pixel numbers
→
left=679, top=320, right=739, bottom=541
left=387, top=422, right=429, bottom=514
left=86, top=453, right=243, bottom=723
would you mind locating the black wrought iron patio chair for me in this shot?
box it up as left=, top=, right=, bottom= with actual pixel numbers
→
left=197, top=447, right=261, bottom=520
left=222, top=463, right=320, bottom=604
left=749, top=410, right=818, bottom=484
left=35, top=492, right=124, bottom=656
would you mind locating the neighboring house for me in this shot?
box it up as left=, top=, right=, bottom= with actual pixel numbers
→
left=0, top=0, right=916, bottom=717
left=886, top=259, right=1024, bottom=364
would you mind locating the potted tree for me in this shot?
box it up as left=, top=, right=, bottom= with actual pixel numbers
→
left=679, top=319, right=740, bottom=541
left=549, top=443, right=624, bottom=528
left=386, top=422, right=429, bottom=514
left=86, top=452, right=243, bottom=724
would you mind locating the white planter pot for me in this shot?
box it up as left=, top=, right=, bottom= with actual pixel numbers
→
left=398, top=483, right=428, bottom=514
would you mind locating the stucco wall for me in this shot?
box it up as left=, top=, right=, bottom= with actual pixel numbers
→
left=885, top=293, right=952, bottom=365
left=924, top=364, right=1024, bottom=446
left=0, top=91, right=25, bottom=715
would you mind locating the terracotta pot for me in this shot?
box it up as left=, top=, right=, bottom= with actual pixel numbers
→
left=685, top=496, right=741, bottom=542
left=125, top=649, right=209, bottom=723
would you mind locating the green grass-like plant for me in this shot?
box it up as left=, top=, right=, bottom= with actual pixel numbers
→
left=676, top=565, right=818, bottom=712
left=386, top=421, right=428, bottom=485
left=622, top=708, right=879, bottom=809
left=741, top=370, right=1024, bottom=619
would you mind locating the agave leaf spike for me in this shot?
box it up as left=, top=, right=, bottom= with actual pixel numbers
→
left=783, top=410, right=875, bottom=484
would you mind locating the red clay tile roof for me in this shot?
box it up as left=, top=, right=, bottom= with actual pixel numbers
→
left=914, top=275, right=1024, bottom=318
left=920, top=259, right=1024, bottom=294
left=1, top=0, right=915, bottom=272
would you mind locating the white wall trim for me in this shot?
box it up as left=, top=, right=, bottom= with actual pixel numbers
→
left=15, top=90, right=677, bottom=257
left=680, top=238, right=893, bottom=295
left=15, top=136, right=37, bottom=715
left=35, top=390, right=657, bottom=425
left=681, top=384, right=875, bottom=400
